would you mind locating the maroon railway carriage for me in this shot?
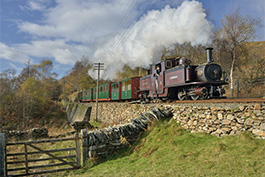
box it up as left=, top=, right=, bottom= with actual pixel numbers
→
left=140, top=48, right=228, bottom=101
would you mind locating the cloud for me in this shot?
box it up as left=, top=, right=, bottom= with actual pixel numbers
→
left=0, top=42, right=28, bottom=63
left=89, top=1, right=213, bottom=80
left=19, top=0, right=141, bottom=42
left=2, top=0, right=212, bottom=79
left=0, top=40, right=87, bottom=65
left=20, top=0, right=51, bottom=11
left=28, top=1, right=46, bottom=11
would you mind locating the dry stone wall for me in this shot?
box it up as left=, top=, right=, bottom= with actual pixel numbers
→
left=3, top=128, right=49, bottom=141
left=64, top=101, right=265, bottom=139
left=83, top=108, right=173, bottom=159
left=87, top=103, right=152, bottom=124
left=172, top=104, right=265, bottom=138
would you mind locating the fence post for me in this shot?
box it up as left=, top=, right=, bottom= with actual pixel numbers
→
left=81, top=129, right=88, bottom=166
left=0, top=133, right=5, bottom=176
left=75, top=132, right=81, bottom=168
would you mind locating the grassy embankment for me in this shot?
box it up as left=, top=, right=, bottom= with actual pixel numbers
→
left=52, top=118, right=265, bottom=177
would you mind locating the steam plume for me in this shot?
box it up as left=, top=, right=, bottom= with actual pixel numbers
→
left=89, top=1, right=213, bottom=80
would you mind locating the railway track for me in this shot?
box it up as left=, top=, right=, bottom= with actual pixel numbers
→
left=83, top=98, right=265, bottom=105
left=168, top=98, right=265, bottom=104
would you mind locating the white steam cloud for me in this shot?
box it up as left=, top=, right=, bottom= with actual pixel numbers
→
left=89, top=1, right=213, bottom=80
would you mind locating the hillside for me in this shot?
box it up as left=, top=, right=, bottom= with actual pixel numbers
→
left=55, top=119, right=265, bottom=177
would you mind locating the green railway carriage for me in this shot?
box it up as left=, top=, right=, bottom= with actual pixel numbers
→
left=121, top=77, right=140, bottom=100
left=78, top=76, right=140, bottom=102
left=111, top=82, right=121, bottom=101
left=92, top=83, right=111, bottom=101
left=78, top=88, right=92, bottom=102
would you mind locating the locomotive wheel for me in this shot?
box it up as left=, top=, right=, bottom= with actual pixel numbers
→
left=201, top=93, right=209, bottom=99
left=178, top=88, right=187, bottom=101
left=191, top=95, right=199, bottom=100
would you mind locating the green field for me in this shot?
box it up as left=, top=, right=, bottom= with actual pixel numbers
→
left=55, top=119, right=265, bottom=177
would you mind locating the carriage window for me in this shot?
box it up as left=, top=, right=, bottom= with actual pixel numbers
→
left=127, top=80, right=131, bottom=90
left=111, top=85, right=114, bottom=93
left=166, top=60, right=172, bottom=69
left=122, top=81, right=125, bottom=91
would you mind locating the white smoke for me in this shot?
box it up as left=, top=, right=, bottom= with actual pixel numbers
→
left=89, top=1, right=213, bottom=80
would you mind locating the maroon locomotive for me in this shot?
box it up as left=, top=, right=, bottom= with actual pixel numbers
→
left=139, top=48, right=227, bottom=101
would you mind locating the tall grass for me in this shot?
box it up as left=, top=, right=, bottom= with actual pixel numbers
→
left=54, top=119, right=265, bottom=177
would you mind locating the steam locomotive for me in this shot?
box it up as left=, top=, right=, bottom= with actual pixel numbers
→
left=78, top=48, right=227, bottom=102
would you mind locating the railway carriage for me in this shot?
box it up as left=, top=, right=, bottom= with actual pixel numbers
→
left=121, top=77, right=141, bottom=100
left=78, top=88, right=92, bottom=102
left=111, top=82, right=121, bottom=101
left=92, top=83, right=112, bottom=101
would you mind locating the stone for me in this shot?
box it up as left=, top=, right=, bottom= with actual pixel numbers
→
left=217, top=112, right=223, bottom=120
left=199, top=114, right=206, bottom=118
left=222, top=119, right=231, bottom=125
left=253, top=120, right=261, bottom=126
left=244, top=118, right=254, bottom=126
left=239, top=106, right=246, bottom=111
left=236, top=123, right=242, bottom=128
left=206, top=115, right=211, bottom=119
left=254, top=104, right=261, bottom=110
left=231, top=126, right=238, bottom=131
left=244, top=113, right=250, bottom=117
left=221, top=127, right=231, bottom=134
left=236, top=117, right=244, bottom=124
left=188, top=120, right=193, bottom=126
left=211, top=115, right=217, bottom=120
left=193, top=121, right=198, bottom=126
left=260, top=123, right=265, bottom=131
left=227, top=114, right=234, bottom=121
left=252, top=129, right=265, bottom=137
left=202, top=127, right=208, bottom=131
left=229, top=130, right=236, bottom=135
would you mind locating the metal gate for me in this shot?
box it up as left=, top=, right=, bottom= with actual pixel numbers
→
left=3, top=133, right=80, bottom=176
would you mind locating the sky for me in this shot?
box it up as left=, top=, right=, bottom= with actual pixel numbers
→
left=0, top=0, right=264, bottom=79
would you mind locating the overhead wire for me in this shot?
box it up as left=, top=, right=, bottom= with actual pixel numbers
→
left=106, top=0, right=154, bottom=62
left=100, top=0, right=135, bottom=58
left=104, top=0, right=139, bottom=60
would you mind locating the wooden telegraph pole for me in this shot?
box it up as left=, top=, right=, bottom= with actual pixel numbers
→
left=94, top=62, right=104, bottom=122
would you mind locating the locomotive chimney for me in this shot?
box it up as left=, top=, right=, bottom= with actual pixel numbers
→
left=206, top=47, right=213, bottom=63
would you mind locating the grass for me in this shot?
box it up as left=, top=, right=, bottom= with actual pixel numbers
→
left=50, top=119, right=264, bottom=176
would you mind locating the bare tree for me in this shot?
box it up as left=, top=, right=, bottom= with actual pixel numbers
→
left=214, top=10, right=261, bottom=97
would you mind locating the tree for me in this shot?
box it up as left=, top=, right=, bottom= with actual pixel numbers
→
left=35, top=59, right=57, bottom=80
left=17, top=77, right=48, bottom=127
left=0, top=59, right=61, bottom=129
left=214, top=10, right=261, bottom=97
left=61, top=57, right=96, bottom=96
left=0, top=69, right=18, bottom=116
left=172, top=43, right=207, bottom=64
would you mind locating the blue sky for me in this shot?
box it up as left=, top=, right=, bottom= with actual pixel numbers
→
left=0, top=0, right=264, bottom=79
